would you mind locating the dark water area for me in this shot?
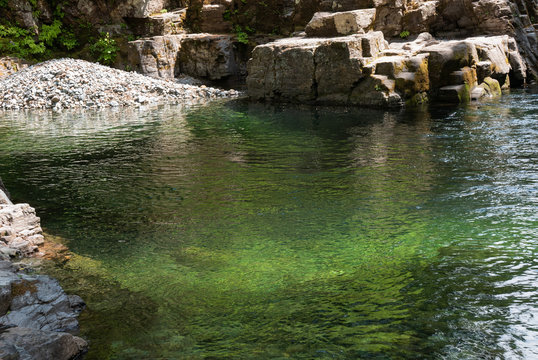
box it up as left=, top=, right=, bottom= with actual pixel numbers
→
left=0, top=91, right=536, bottom=359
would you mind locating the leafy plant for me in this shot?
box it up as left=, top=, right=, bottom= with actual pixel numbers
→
left=39, top=20, right=62, bottom=46
left=90, top=32, right=119, bottom=65
left=160, top=8, right=168, bottom=13
left=234, top=25, right=249, bottom=44
left=0, top=25, right=46, bottom=58
left=399, top=30, right=410, bottom=39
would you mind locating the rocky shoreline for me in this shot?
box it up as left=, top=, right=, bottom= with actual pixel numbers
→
left=0, top=58, right=242, bottom=111
left=0, top=186, right=88, bottom=360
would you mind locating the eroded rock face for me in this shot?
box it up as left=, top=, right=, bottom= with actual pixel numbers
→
left=0, top=194, right=45, bottom=259
left=178, top=34, right=238, bottom=80
left=128, top=34, right=239, bottom=81
left=0, top=326, right=87, bottom=360
left=0, top=58, right=31, bottom=79
left=128, top=35, right=185, bottom=78
left=247, top=32, right=526, bottom=107
left=0, top=260, right=87, bottom=360
left=305, top=9, right=376, bottom=37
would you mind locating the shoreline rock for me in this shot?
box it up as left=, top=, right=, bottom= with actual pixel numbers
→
left=247, top=32, right=527, bottom=107
left=0, top=58, right=242, bottom=111
left=0, top=186, right=88, bottom=360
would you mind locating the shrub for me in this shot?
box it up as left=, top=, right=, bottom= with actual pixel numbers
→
left=90, top=32, right=119, bottom=65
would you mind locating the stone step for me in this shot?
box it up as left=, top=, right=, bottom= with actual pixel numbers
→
left=438, top=84, right=470, bottom=103
left=319, top=0, right=373, bottom=12
left=199, top=4, right=232, bottom=33
left=126, top=8, right=187, bottom=36
left=305, top=9, right=376, bottom=37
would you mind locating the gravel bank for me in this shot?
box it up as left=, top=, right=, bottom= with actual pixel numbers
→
left=0, top=58, right=241, bottom=111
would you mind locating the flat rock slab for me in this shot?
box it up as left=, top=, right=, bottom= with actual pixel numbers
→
left=0, top=326, right=87, bottom=360
left=305, top=9, right=376, bottom=37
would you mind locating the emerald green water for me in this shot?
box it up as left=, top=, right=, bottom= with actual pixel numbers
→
left=0, top=92, right=537, bottom=359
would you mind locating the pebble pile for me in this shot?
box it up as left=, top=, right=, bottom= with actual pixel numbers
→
left=0, top=58, right=241, bottom=111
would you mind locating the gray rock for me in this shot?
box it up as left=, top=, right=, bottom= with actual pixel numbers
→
left=0, top=326, right=87, bottom=360
left=305, top=9, right=376, bottom=37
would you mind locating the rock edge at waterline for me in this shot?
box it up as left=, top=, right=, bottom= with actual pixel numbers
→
left=0, top=187, right=88, bottom=360
left=0, top=58, right=242, bottom=111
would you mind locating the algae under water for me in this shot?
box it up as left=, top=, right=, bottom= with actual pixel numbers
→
left=0, top=91, right=537, bottom=359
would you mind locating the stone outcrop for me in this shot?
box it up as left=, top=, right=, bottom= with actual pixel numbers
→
left=126, top=9, right=187, bottom=36
left=305, top=9, right=376, bottom=37
left=247, top=31, right=527, bottom=107
left=0, top=192, right=45, bottom=259
left=0, top=58, right=31, bottom=79
left=0, top=326, right=87, bottom=360
left=127, top=34, right=240, bottom=81
left=0, top=185, right=88, bottom=360
left=0, top=261, right=87, bottom=360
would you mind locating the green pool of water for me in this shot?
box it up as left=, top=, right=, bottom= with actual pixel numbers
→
left=0, top=92, right=537, bottom=359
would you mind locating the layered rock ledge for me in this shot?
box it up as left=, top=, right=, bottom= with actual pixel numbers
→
left=247, top=32, right=527, bottom=107
left=0, top=188, right=88, bottom=359
left=0, top=58, right=241, bottom=111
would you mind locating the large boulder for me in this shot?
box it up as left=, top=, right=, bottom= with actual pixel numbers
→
left=0, top=203, right=45, bottom=259
left=247, top=31, right=526, bottom=107
left=0, top=260, right=87, bottom=360
left=247, top=32, right=392, bottom=105
left=305, top=9, right=376, bottom=37
left=0, top=326, right=87, bottom=360
left=177, top=34, right=238, bottom=80
left=127, top=35, right=185, bottom=78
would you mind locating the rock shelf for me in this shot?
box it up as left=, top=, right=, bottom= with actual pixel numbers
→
left=0, top=58, right=241, bottom=111
left=0, top=187, right=88, bottom=359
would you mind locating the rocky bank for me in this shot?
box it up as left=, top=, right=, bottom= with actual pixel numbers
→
left=2, top=0, right=537, bottom=108
left=0, top=187, right=88, bottom=360
left=0, top=58, right=241, bottom=111
left=247, top=31, right=527, bottom=106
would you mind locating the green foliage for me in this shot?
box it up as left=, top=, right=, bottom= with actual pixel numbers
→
left=90, top=32, right=119, bottom=66
left=39, top=20, right=62, bottom=46
left=234, top=25, right=249, bottom=44
left=399, top=30, right=410, bottom=39
left=160, top=8, right=168, bottom=13
left=0, top=0, right=8, bottom=7
left=0, top=25, right=46, bottom=58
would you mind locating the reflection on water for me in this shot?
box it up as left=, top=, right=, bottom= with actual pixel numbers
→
left=0, top=91, right=536, bottom=359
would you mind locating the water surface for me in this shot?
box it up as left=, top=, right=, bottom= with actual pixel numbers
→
left=0, top=92, right=536, bottom=359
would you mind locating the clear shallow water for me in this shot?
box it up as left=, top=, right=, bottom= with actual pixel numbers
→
left=0, top=92, right=536, bottom=359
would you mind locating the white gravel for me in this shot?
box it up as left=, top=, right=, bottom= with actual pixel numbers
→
left=0, top=58, right=241, bottom=111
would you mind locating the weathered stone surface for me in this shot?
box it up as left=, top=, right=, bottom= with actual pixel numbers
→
left=0, top=58, right=31, bottom=79
left=0, top=203, right=45, bottom=259
left=0, top=326, right=87, bottom=360
left=199, top=4, right=233, bottom=33
left=314, top=40, right=364, bottom=102
left=247, top=31, right=525, bottom=107
left=402, top=1, right=438, bottom=34
left=0, top=274, right=84, bottom=333
left=349, top=74, right=402, bottom=107
left=177, top=34, right=238, bottom=80
left=420, top=40, right=478, bottom=88
left=305, top=9, right=376, bottom=37
left=247, top=32, right=393, bottom=105
left=126, top=9, right=187, bottom=36
left=128, top=35, right=184, bottom=78
left=438, top=84, right=471, bottom=103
